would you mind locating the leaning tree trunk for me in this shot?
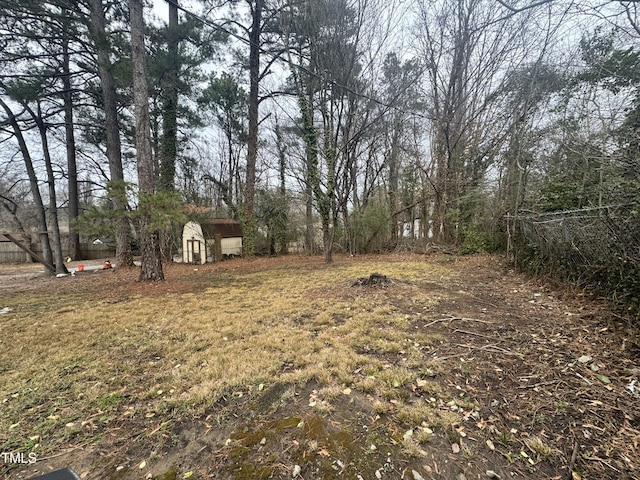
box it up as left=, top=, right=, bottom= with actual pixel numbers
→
left=130, top=0, right=164, bottom=281
left=0, top=99, right=54, bottom=273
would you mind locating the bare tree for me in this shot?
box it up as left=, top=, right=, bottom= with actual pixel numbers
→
left=282, top=0, right=376, bottom=262
left=415, top=0, right=540, bottom=243
left=0, top=98, right=55, bottom=273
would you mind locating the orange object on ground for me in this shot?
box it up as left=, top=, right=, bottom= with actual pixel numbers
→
left=102, top=260, right=112, bottom=269
left=77, top=264, right=85, bottom=272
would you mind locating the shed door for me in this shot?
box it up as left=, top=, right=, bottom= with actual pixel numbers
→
left=187, top=239, right=202, bottom=264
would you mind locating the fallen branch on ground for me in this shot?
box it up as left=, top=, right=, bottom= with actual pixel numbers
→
left=423, top=316, right=491, bottom=328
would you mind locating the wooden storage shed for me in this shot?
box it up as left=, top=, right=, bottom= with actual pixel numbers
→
left=182, top=219, right=243, bottom=264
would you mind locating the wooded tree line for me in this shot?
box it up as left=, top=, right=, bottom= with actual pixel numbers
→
left=0, top=0, right=638, bottom=290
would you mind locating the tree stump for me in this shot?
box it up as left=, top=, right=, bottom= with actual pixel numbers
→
left=352, top=272, right=391, bottom=287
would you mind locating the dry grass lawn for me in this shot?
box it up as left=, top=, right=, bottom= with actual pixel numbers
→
left=0, top=254, right=638, bottom=479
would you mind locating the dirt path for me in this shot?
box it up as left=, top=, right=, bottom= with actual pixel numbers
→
left=1, top=254, right=638, bottom=480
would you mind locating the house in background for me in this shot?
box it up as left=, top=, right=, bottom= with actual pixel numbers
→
left=182, top=219, right=243, bottom=264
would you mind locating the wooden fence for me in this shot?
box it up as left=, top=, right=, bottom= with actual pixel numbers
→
left=0, top=242, right=115, bottom=264
left=0, top=242, right=30, bottom=263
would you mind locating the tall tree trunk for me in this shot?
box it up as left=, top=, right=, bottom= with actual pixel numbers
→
left=0, top=99, right=54, bottom=273
left=159, top=0, right=179, bottom=191
left=87, top=0, right=133, bottom=268
left=501, top=120, right=528, bottom=261
left=31, top=102, right=68, bottom=274
left=243, top=0, right=263, bottom=256
left=319, top=101, right=337, bottom=264
left=388, top=123, right=401, bottom=244
left=305, top=176, right=314, bottom=254
left=304, top=89, right=315, bottom=255
left=61, top=15, right=81, bottom=261
left=431, top=133, right=448, bottom=242
left=281, top=22, right=314, bottom=255
left=321, top=215, right=332, bottom=263
left=274, top=119, right=288, bottom=254
left=130, top=0, right=164, bottom=281
left=158, top=0, right=180, bottom=262
left=297, top=89, right=323, bottom=259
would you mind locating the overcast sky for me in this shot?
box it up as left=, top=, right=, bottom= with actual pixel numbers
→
left=150, top=0, right=201, bottom=25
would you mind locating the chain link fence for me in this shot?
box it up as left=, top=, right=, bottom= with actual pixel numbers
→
left=512, top=204, right=640, bottom=308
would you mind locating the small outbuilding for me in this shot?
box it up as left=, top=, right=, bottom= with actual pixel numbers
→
left=182, top=219, right=243, bottom=264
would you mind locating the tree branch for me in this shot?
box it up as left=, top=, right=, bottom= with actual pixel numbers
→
left=496, top=0, right=556, bottom=14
